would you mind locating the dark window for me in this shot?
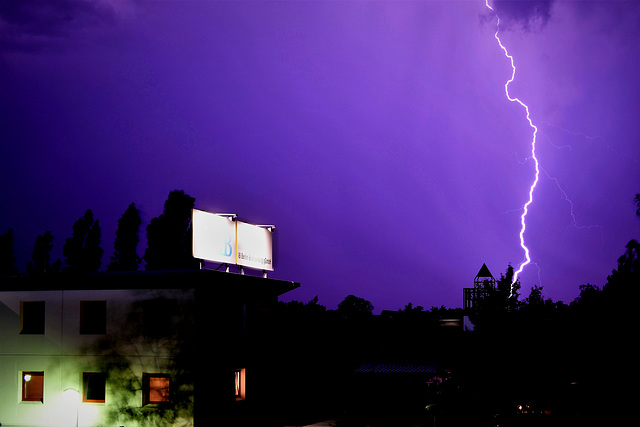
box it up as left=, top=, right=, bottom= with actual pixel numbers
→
left=22, top=371, right=44, bottom=402
left=143, top=299, right=176, bottom=337
left=20, top=301, right=45, bottom=334
left=143, top=373, right=170, bottom=405
left=83, top=372, right=106, bottom=403
left=80, top=301, right=106, bottom=334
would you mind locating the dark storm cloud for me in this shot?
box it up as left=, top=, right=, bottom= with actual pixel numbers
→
left=568, top=0, right=640, bottom=39
left=0, top=0, right=130, bottom=51
left=491, top=0, right=555, bottom=31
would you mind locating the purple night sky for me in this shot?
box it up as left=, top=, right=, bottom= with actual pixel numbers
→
left=1, top=1, right=639, bottom=312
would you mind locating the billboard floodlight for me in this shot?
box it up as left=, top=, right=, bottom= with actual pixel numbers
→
left=214, top=213, right=237, bottom=220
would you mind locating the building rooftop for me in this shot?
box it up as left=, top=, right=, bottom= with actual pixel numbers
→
left=0, top=269, right=300, bottom=298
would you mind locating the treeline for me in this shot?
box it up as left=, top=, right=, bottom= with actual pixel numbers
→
left=0, top=189, right=199, bottom=277
left=270, top=232, right=639, bottom=366
left=275, top=191, right=640, bottom=321
left=262, top=193, right=640, bottom=425
left=264, top=242, right=638, bottom=425
left=274, top=231, right=639, bottom=325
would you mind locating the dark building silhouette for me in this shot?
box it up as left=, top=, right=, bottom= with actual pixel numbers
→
left=463, top=263, right=495, bottom=312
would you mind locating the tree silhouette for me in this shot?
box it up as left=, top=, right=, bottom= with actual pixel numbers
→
left=603, top=239, right=639, bottom=314
left=400, top=302, right=425, bottom=313
left=524, top=284, right=545, bottom=307
left=609, top=239, right=639, bottom=283
left=63, top=209, right=103, bottom=273
left=107, top=203, right=142, bottom=272
left=337, top=294, right=374, bottom=318
left=608, top=194, right=640, bottom=297
left=0, top=228, right=18, bottom=276
left=26, top=231, right=62, bottom=276
left=144, top=190, right=199, bottom=271
left=496, top=264, right=521, bottom=311
left=592, top=193, right=640, bottom=314
left=572, top=283, right=601, bottom=307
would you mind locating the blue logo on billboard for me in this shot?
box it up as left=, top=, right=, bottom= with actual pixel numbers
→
left=220, top=235, right=233, bottom=258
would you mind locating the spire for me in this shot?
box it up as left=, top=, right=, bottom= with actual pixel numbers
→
left=475, top=263, right=494, bottom=280
left=474, top=263, right=496, bottom=290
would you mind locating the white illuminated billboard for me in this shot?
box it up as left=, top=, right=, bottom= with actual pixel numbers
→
left=236, top=221, right=274, bottom=271
left=192, top=209, right=237, bottom=265
left=192, top=209, right=274, bottom=271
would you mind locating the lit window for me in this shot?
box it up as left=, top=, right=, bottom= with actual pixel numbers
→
left=80, top=301, right=106, bottom=334
left=143, top=373, right=170, bottom=405
left=235, top=368, right=246, bottom=401
left=83, top=372, right=106, bottom=403
left=20, top=301, right=45, bottom=334
left=22, top=371, right=44, bottom=402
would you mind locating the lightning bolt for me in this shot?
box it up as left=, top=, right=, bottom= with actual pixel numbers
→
left=485, top=0, right=540, bottom=292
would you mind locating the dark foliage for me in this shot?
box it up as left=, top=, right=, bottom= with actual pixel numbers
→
left=63, top=209, right=103, bottom=272
left=144, top=190, right=199, bottom=271
left=107, top=203, right=142, bottom=272
left=270, top=240, right=638, bottom=426
left=337, top=294, right=374, bottom=318
left=81, top=292, right=195, bottom=426
left=0, top=228, right=18, bottom=276
left=26, top=230, right=61, bottom=276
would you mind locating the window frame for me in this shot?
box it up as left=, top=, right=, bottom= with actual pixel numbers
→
left=21, top=371, right=44, bottom=403
left=142, top=373, right=170, bottom=405
left=82, top=372, right=106, bottom=403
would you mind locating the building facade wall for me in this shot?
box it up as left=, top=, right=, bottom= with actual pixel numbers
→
left=0, top=288, right=193, bottom=427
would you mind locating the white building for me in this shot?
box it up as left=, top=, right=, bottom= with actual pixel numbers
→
left=0, top=270, right=299, bottom=427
